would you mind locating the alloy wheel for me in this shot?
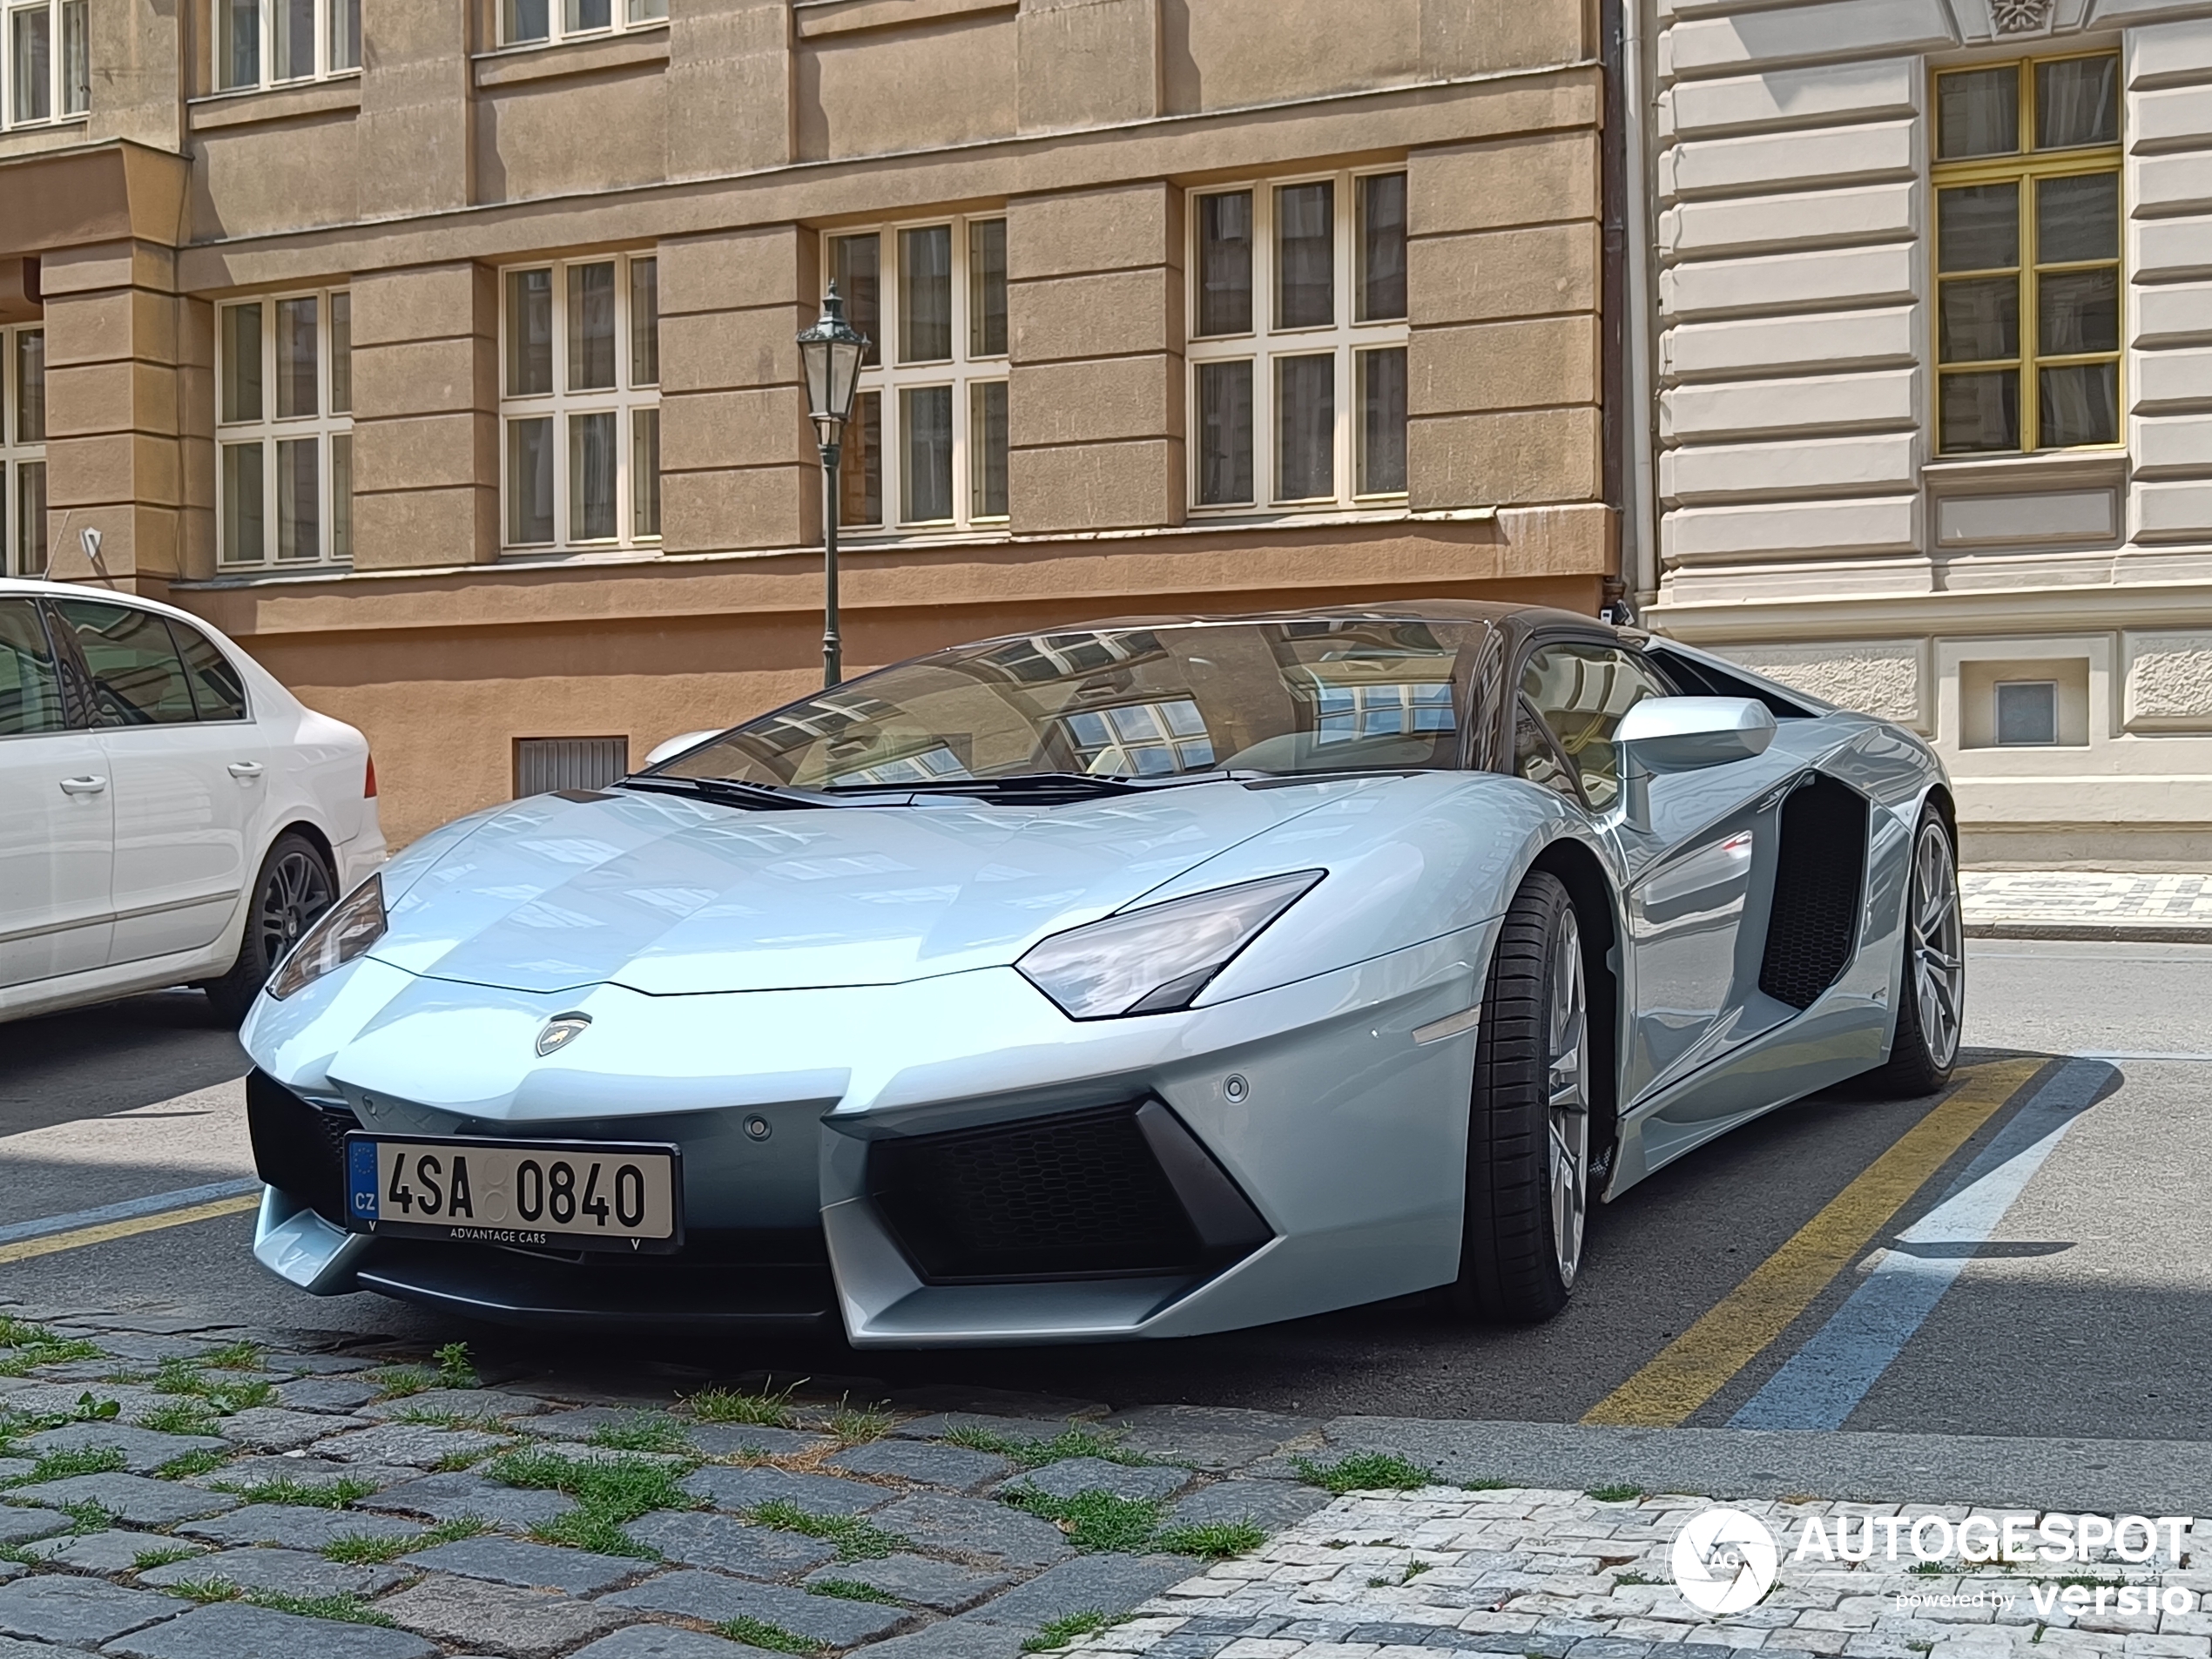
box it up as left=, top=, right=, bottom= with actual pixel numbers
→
left=1547, top=906, right=1590, bottom=1288
left=1910, top=819, right=1965, bottom=1069
left=257, top=848, right=334, bottom=967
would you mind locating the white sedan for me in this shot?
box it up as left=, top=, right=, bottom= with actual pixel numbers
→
left=1, top=577, right=384, bottom=1024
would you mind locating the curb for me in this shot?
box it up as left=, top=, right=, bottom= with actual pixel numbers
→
left=1966, top=920, right=2212, bottom=943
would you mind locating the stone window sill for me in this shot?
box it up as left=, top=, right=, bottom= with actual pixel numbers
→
left=473, top=26, right=669, bottom=89
left=188, top=76, right=361, bottom=131
left=794, top=0, right=1015, bottom=39
left=1923, top=450, right=2128, bottom=491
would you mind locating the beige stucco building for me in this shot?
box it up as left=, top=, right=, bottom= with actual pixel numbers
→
left=1637, top=0, right=2212, bottom=868
left=2, top=0, right=1618, bottom=844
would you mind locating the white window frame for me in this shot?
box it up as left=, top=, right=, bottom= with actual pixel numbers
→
left=1, top=323, right=46, bottom=577
left=212, top=0, right=360, bottom=92
left=497, top=253, right=661, bottom=556
left=496, top=0, right=665, bottom=52
left=214, top=288, right=354, bottom=570
left=1184, top=166, right=1411, bottom=516
left=4, top=0, right=87, bottom=126
left=827, top=212, right=1010, bottom=537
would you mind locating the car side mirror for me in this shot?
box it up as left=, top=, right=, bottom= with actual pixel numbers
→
left=641, top=729, right=724, bottom=769
left=1616, top=696, right=1776, bottom=773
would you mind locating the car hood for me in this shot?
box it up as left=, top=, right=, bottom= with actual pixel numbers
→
left=368, top=780, right=1377, bottom=995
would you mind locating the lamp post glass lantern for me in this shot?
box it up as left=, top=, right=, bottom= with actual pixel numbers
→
left=798, top=284, right=870, bottom=688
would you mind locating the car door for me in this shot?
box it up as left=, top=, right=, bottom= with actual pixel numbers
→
left=47, top=597, right=255, bottom=968
left=0, top=597, right=112, bottom=987
left=1516, top=637, right=1793, bottom=1103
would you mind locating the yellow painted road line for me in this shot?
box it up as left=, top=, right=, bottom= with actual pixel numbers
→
left=1581, top=1057, right=2047, bottom=1428
left=0, top=1195, right=260, bottom=1266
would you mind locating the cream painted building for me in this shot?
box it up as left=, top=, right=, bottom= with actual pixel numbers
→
left=1, top=0, right=1620, bottom=845
left=1636, top=0, right=2212, bottom=867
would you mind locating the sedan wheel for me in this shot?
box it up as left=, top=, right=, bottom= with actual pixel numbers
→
left=1865, top=809, right=1963, bottom=1097
left=1456, top=869, right=1592, bottom=1323
left=200, top=832, right=335, bottom=1025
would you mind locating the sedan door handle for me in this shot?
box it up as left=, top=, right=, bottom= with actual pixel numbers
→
left=58, top=775, right=107, bottom=795
left=227, top=761, right=265, bottom=779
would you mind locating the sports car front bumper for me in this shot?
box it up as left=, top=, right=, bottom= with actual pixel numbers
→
left=245, top=919, right=1500, bottom=1345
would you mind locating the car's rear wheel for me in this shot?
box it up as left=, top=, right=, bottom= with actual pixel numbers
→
left=1454, top=870, right=1588, bottom=1323
left=1864, top=808, right=1964, bottom=1097
left=201, top=832, right=334, bottom=1024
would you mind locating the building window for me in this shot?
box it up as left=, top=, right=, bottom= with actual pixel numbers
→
left=216, top=290, right=354, bottom=569
left=213, top=0, right=359, bottom=91
left=1933, top=51, right=2121, bottom=455
left=1186, top=169, right=1409, bottom=512
left=500, top=0, right=664, bottom=51
left=1993, top=679, right=2059, bottom=745
left=500, top=254, right=660, bottom=552
left=2, top=326, right=46, bottom=577
left=5, top=0, right=87, bottom=125
left=824, top=214, right=1008, bottom=533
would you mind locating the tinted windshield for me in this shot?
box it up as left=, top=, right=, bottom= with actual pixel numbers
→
left=659, top=618, right=1494, bottom=788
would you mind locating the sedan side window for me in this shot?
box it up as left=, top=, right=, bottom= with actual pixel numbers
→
left=51, top=600, right=200, bottom=726
left=171, top=621, right=249, bottom=722
left=1514, top=698, right=1582, bottom=804
left=0, top=600, right=67, bottom=737
left=1520, top=644, right=1673, bottom=812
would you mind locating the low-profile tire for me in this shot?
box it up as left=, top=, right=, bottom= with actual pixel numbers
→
left=200, top=832, right=335, bottom=1025
left=1862, top=807, right=1965, bottom=1098
left=1453, top=869, right=1590, bottom=1324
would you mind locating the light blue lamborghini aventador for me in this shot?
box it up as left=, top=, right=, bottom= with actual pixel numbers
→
left=241, top=602, right=1963, bottom=1345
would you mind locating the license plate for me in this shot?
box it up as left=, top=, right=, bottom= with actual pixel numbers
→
left=344, top=1135, right=682, bottom=1253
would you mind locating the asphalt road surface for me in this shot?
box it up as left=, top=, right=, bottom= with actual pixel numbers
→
left=3, top=938, right=2206, bottom=1440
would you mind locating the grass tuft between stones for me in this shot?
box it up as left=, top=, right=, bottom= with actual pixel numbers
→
left=807, top=1577, right=900, bottom=1604
left=132, top=1544, right=200, bottom=1571
left=152, top=1357, right=273, bottom=1414
left=165, top=1579, right=396, bottom=1627
left=140, top=1402, right=222, bottom=1438
left=1585, top=1484, right=1646, bottom=1503
left=1291, top=1452, right=1430, bottom=1495
left=1153, top=1519, right=1266, bottom=1560
left=714, top=1615, right=825, bottom=1655
left=0, top=1320, right=104, bottom=1377
left=585, top=1413, right=696, bottom=1455
left=196, top=1341, right=264, bottom=1372
left=685, top=1382, right=799, bottom=1428
left=997, top=1486, right=1160, bottom=1554
left=321, top=1514, right=490, bottom=1565
left=490, top=1445, right=695, bottom=1559
left=154, top=1448, right=231, bottom=1481
left=431, top=1342, right=480, bottom=1390
left=745, top=1500, right=905, bottom=1561
left=1023, top=1610, right=1127, bottom=1652
left=16, top=1445, right=127, bottom=1487
left=942, top=1425, right=1154, bottom=1470
left=214, top=1475, right=377, bottom=1508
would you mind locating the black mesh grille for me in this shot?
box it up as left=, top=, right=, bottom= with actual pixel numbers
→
left=868, top=1104, right=1203, bottom=1283
left=246, top=1069, right=361, bottom=1224
left=1758, top=774, right=1869, bottom=1010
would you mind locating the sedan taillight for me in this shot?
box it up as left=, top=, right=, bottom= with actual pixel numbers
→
left=364, top=754, right=378, bottom=798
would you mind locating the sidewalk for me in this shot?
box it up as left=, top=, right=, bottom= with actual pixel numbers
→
left=1961, top=873, right=2212, bottom=941
left=1082, top=1484, right=2211, bottom=1659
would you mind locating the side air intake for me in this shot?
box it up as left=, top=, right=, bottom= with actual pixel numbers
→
left=1757, top=774, right=1869, bottom=1010
left=867, top=1101, right=1271, bottom=1284
left=245, top=1069, right=361, bottom=1224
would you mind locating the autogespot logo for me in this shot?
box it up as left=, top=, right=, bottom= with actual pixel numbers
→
left=1671, top=1507, right=1779, bottom=1615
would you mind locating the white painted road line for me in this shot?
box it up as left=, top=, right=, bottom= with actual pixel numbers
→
left=1726, top=1056, right=2115, bottom=1431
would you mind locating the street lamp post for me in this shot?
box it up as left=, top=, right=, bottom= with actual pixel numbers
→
left=796, top=284, right=869, bottom=689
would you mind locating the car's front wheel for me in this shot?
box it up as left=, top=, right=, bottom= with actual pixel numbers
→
left=200, top=832, right=335, bottom=1024
left=1863, top=807, right=1964, bottom=1097
left=1454, top=870, right=1588, bottom=1323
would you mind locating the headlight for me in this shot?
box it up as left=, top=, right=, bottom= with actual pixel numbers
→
left=266, top=875, right=387, bottom=1001
left=1016, top=870, right=1324, bottom=1019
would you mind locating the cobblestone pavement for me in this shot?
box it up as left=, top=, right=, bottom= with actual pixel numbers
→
left=1962, top=873, right=2212, bottom=936
left=0, top=1316, right=2202, bottom=1658
left=1069, top=1487, right=2212, bottom=1659
left=0, top=1303, right=1353, bottom=1658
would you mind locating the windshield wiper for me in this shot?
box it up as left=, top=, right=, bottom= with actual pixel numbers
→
left=616, top=775, right=830, bottom=812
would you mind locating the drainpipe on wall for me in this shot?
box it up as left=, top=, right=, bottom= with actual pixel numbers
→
left=1617, top=0, right=1661, bottom=619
